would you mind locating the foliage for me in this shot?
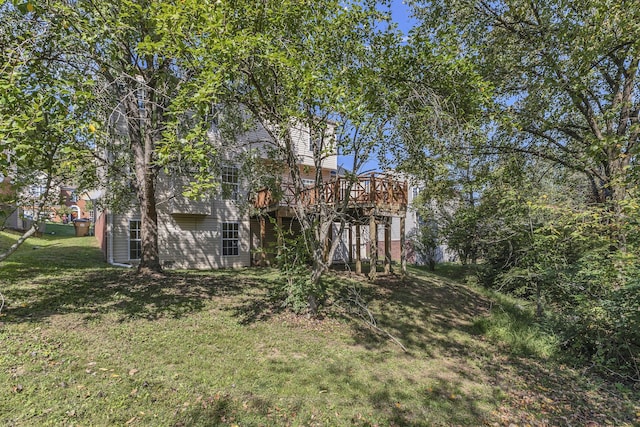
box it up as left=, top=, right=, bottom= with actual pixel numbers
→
left=411, top=0, right=640, bottom=213
left=0, top=2, right=97, bottom=260
left=153, top=0, right=406, bottom=307
left=471, top=291, right=558, bottom=359
left=470, top=160, right=640, bottom=380
left=272, top=221, right=323, bottom=314
left=559, top=282, right=640, bottom=382
left=408, top=202, right=441, bottom=271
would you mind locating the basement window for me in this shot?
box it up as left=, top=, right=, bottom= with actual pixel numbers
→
left=222, top=222, right=239, bottom=256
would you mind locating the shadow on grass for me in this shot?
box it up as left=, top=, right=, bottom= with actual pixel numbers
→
left=227, top=271, right=288, bottom=325
left=4, top=269, right=255, bottom=323
left=479, top=352, right=640, bottom=426
left=329, top=268, right=492, bottom=356
left=2, top=233, right=288, bottom=325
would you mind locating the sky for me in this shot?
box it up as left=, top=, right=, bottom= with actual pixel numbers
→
left=388, top=1, right=418, bottom=35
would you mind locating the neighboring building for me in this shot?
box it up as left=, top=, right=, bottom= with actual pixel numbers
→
left=50, top=186, right=93, bottom=223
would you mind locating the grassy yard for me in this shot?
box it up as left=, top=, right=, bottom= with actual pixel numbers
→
left=1, top=232, right=638, bottom=426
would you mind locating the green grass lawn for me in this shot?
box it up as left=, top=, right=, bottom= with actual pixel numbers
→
left=1, top=232, right=638, bottom=426
left=42, top=222, right=80, bottom=237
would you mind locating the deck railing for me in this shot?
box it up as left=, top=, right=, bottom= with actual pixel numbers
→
left=253, top=173, right=408, bottom=211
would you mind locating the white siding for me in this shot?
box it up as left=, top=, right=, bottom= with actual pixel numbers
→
left=238, top=120, right=337, bottom=171
left=112, top=213, right=136, bottom=264
left=158, top=212, right=251, bottom=270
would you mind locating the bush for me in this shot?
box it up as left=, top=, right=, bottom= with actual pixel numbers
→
left=273, top=224, right=324, bottom=314
left=558, top=282, right=640, bottom=382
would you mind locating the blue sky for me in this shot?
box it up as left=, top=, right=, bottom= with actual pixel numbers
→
left=388, top=1, right=417, bottom=35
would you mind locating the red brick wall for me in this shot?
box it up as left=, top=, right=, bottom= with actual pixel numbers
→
left=376, top=240, right=406, bottom=262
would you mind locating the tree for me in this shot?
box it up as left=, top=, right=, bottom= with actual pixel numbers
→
left=0, top=2, right=95, bottom=261
left=410, top=0, right=640, bottom=246
left=156, top=0, right=401, bottom=312
left=33, top=0, right=219, bottom=274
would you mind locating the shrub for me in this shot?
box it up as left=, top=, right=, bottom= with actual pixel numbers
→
left=558, top=281, right=640, bottom=382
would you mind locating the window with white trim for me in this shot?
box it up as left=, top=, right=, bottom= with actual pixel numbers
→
left=222, top=222, right=239, bottom=256
left=221, top=166, right=239, bottom=200
left=302, top=179, right=315, bottom=188
left=129, top=220, right=142, bottom=260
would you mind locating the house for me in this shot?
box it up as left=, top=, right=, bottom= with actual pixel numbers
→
left=96, top=118, right=412, bottom=271
left=44, top=186, right=94, bottom=223
left=96, top=120, right=337, bottom=269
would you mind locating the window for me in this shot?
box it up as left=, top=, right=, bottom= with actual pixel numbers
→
left=309, top=136, right=321, bottom=152
left=129, top=220, right=142, bottom=260
left=222, top=222, right=239, bottom=256
left=302, top=179, right=315, bottom=188
left=30, top=184, right=46, bottom=198
left=221, top=166, right=239, bottom=200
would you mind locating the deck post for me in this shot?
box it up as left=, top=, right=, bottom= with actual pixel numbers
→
left=355, top=221, right=362, bottom=274
left=400, top=214, right=407, bottom=275
left=368, top=214, right=377, bottom=281
left=276, top=214, right=283, bottom=258
left=370, top=174, right=377, bottom=203
left=348, top=222, right=353, bottom=264
left=324, top=221, right=333, bottom=263
left=259, top=216, right=267, bottom=266
left=384, top=217, right=391, bottom=274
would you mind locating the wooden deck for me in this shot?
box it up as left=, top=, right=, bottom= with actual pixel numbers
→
left=253, top=173, right=408, bottom=215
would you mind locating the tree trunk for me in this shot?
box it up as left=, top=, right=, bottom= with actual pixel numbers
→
left=134, top=135, right=161, bottom=274
left=130, top=115, right=162, bottom=274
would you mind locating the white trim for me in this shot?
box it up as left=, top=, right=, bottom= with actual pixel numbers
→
left=70, top=205, right=81, bottom=220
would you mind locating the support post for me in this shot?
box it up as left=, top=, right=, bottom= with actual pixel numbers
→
left=400, top=215, right=407, bottom=275
left=348, top=222, right=353, bottom=264
left=259, top=216, right=267, bottom=266
left=368, top=214, right=377, bottom=281
left=276, top=215, right=283, bottom=258
left=384, top=217, right=391, bottom=274
left=355, top=221, right=362, bottom=274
